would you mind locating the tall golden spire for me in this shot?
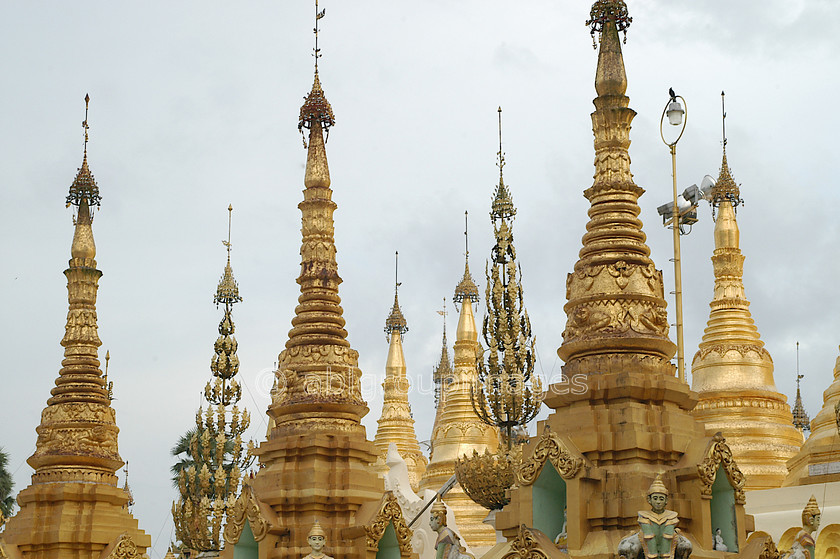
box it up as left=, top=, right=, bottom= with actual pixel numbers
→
left=691, top=95, right=801, bottom=489
left=792, top=342, right=811, bottom=433
left=250, top=6, right=383, bottom=556
left=559, top=2, right=673, bottom=373
left=1, top=94, right=150, bottom=555
left=430, top=299, right=452, bottom=443
left=372, top=252, right=427, bottom=489
left=497, top=6, right=737, bottom=552
left=786, top=345, right=840, bottom=485
left=420, top=222, right=499, bottom=550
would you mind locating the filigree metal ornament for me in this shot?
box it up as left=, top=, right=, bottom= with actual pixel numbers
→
left=299, top=73, right=335, bottom=133
left=504, top=525, right=549, bottom=559
left=363, top=493, right=413, bottom=553
left=759, top=537, right=781, bottom=559
left=104, top=534, right=143, bottom=559
left=516, top=428, right=582, bottom=485
left=586, top=0, right=632, bottom=48
left=223, top=482, right=270, bottom=543
left=696, top=433, right=746, bottom=504
left=454, top=447, right=517, bottom=510
left=66, top=94, right=102, bottom=210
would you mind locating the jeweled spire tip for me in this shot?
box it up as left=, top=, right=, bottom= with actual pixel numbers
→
left=454, top=211, right=480, bottom=304
left=586, top=0, right=632, bottom=49
left=66, top=93, right=101, bottom=211
left=385, top=251, right=408, bottom=337
left=215, top=205, right=243, bottom=307
left=299, top=0, right=334, bottom=137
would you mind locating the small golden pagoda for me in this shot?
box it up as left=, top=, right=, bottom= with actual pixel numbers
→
left=222, top=6, right=389, bottom=557
left=419, top=241, right=499, bottom=550
left=690, top=120, right=802, bottom=491
left=785, top=346, right=840, bottom=485
left=0, top=96, right=150, bottom=558
left=492, top=3, right=750, bottom=557
left=372, top=253, right=428, bottom=489
left=430, top=301, right=453, bottom=447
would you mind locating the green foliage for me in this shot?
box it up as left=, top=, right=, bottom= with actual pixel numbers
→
left=1, top=446, right=16, bottom=517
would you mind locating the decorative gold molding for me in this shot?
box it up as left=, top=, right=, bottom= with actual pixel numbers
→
left=503, top=525, right=549, bottom=559
left=516, top=428, right=582, bottom=485
left=103, top=534, right=142, bottom=559
left=759, top=536, right=781, bottom=559
left=696, top=432, right=746, bottom=504
left=223, top=482, right=270, bottom=544
left=363, top=492, right=412, bottom=554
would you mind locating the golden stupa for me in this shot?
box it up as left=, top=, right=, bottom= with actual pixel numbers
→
left=419, top=251, right=499, bottom=550
left=0, top=96, right=150, bottom=558
left=371, top=256, right=428, bottom=489
left=785, top=346, right=840, bottom=485
left=690, top=134, right=802, bottom=490
left=492, top=4, right=751, bottom=557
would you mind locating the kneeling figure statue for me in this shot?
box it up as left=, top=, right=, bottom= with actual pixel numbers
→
left=618, top=475, right=692, bottom=559
left=430, top=498, right=472, bottom=559
left=782, top=496, right=821, bottom=559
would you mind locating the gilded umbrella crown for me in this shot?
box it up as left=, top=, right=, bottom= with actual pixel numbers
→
left=299, top=72, right=335, bottom=133
left=215, top=206, right=243, bottom=307
left=711, top=151, right=741, bottom=209
left=454, top=211, right=480, bottom=304
left=66, top=94, right=101, bottom=210
left=385, top=252, right=408, bottom=336
left=586, top=0, right=632, bottom=48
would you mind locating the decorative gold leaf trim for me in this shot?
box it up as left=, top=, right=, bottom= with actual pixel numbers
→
left=363, top=492, right=413, bottom=554
left=759, top=537, right=781, bottom=559
left=516, top=427, right=582, bottom=485
left=696, top=432, right=746, bottom=504
left=223, top=482, right=270, bottom=544
left=103, top=534, right=143, bottom=559
left=503, top=525, right=550, bottom=559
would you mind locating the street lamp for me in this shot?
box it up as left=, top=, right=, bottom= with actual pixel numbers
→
left=660, top=88, right=688, bottom=382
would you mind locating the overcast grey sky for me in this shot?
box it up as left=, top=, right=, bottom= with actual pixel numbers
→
left=2, top=1, right=839, bottom=557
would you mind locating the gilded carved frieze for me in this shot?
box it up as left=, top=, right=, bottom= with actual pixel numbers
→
left=503, top=525, right=549, bottom=559
left=103, top=534, right=143, bottom=559
left=562, top=299, right=668, bottom=342
left=363, top=492, right=412, bottom=554
left=695, top=343, right=769, bottom=361
left=33, top=424, right=119, bottom=458
left=696, top=433, right=746, bottom=503
left=516, top=428, right=582, bottom=485
left=565, top=261, right=662, bottom=300
left=758, top=537, right=781, bottom=559
left=223, top=483, right=270, bottom=544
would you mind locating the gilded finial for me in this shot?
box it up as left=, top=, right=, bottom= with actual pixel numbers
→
left=586, top=0, right=632, bottom=49
left=215, top=205, right=243, bottom=307
left=711, top=91, right=743, bottom=216
left=299, top=0, right=334, bottom=139
left=491, top=108, right=515, bottom=220
left=66, top=93, right=101, bottom=211
left=384, top=251, right=408, bottom=338
left=454, top=211, right=480, bottom=305
left=792, top=341, right=811, bottom=432
left=104, top=349, right=114, bottom=400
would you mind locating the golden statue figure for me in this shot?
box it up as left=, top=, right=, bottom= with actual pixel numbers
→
left=303, top=521, right=334, bottom=559
left=430, top=499, right=472, bottom=559
left=783, top=496, right=821, bottom=559
left=618, top=476, right=692, bottom=559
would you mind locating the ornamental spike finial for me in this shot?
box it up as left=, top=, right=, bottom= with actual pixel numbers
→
left=454, top=211, right=480, bottom=305
left=491, top=108, right=516, bottom=221
left=299, top=0, right=334, bottom=140
left=792, top=341, right=811, bottom=433
left=67, top=94, right=101, bottom=214
left=711, top=91, right=743, bottom=216
left=215, top=205, right=242, bottom=308
left=384, top=250, right=408, bottom=338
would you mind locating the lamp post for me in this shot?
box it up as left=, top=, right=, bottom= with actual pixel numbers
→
left=660, top=89, right=687, bottom=382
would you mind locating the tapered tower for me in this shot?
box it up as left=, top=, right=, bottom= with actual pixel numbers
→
left=0, top=96, right=150, bottom=557
left=495, top=4, right=748, bottom=557
left=248, top=5, right=383, bottom=557
left=372, top=253, right=428, bottom=489
left=690, top=107, right=801, bottom=490
left=419, top=222, right=499, bottom=551
left=785, top=346, right=840, bottom=485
